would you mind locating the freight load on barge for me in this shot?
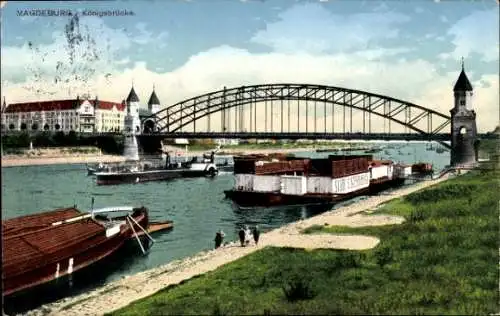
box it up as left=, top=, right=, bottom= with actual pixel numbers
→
left=224, top=154, right=410, bottom=208
left=2, top=204, right=152, bottom=297
left=411, top=162, right=434, bottom=176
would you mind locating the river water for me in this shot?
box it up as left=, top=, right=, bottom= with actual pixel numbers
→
left=1, top=142, right=449, bottom=312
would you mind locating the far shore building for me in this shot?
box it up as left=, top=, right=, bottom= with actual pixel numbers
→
left=1, top=96, right=126, bottom=133
left=1, top=87, right=163, bottom=134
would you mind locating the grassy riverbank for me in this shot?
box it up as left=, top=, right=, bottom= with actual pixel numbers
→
left=110, top=168, right=499, bottom=315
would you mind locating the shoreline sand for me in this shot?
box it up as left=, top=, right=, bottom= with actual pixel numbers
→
left=26, top=174, right=453, bottom=316
left=1, top=155, right=127, bottom=168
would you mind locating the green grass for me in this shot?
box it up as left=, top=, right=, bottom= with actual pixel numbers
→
left=110, top=169, right=499, bottom=315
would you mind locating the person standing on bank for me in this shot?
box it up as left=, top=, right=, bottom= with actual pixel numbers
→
left=238, top=227, right=245, bottom=247
left=252, top=225, right=260, bottom=245
left=214, top=230, right=225, bottom=249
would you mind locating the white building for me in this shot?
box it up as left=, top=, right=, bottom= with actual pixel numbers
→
left=1, top=87, right=163, bottom=134
left=1, top=96, right=126, bottom=133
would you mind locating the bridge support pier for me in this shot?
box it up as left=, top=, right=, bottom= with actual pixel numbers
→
left=123, top=134, right=140, bottom=160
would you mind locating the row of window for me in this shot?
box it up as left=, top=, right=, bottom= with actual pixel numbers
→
left=100, top=114, right=122, bottom=118
left=1, top=123, right=123, bottom=132
left=4, top=123, right=65, bottom=131
left=4, top=111, right=124, bottom=120
left=2, top=118, right=122, bottom=126
left=3, top=119, right=85, bottom=125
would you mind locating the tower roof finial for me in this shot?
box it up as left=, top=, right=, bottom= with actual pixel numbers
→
left=153, top=83, right=155, bottom=91
left=453, top=58, right=473, bottom=92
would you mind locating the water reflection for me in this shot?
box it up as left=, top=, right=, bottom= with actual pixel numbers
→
left=231, top=203, right=333, bottom=233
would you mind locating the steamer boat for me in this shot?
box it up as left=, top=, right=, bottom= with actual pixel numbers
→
left=91, top=145, right=233, bottom=184
left=94, top=152, right=219, bottom=185
left=2, top=203, right=154, bottom=297
left=224, top=154, right=412, bottom=208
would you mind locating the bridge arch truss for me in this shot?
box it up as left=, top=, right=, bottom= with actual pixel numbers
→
left=144, top=83, right=451, bottom=141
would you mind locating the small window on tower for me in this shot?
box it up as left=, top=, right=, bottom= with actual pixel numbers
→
left=460, top=100, right=466, bottom=106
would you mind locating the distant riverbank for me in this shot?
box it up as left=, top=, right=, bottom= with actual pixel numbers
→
left=1, top=155, right=127, bottom=167
left=1, top=146, right=319, bottom=168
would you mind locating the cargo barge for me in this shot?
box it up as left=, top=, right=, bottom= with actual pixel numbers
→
left=411, top=162, right=434, bottom=175
left=224, top=154, right=413, bottom=208
left=2, top=204, right=152, bottom=297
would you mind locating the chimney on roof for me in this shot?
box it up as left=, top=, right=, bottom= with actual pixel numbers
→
left=94, top=95, right=99, bottom=109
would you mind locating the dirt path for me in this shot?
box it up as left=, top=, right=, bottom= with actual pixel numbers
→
left=25, top=175, right=452, bottom=316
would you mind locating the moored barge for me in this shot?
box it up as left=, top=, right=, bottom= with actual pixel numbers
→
left=224, top=154, right=412, bottom=208
left=411, top=162, right=434, bottom=176
left=2, top=205, right=150, bottom=297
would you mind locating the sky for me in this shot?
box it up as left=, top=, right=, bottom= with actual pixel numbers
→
left=1, top=0, right=498, bottom=132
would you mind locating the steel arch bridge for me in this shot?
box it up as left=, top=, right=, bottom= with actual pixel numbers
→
left=141, top=83, right=452, bottom=147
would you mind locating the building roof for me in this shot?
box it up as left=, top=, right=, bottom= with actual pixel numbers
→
left=126, top=87, right=140, bottom=103
left=148, top=90, right=160, bottom=106
left=453, top=69, right=473, bottom=92
left=4, top=99, right=125, bottom=113
left=97, top=100, right=126, bottom=111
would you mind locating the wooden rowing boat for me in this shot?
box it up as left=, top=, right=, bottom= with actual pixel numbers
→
left=2, top=206, right=150, bottom=297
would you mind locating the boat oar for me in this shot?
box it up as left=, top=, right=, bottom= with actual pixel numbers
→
left=91, top=197, right=95, bottom=218
left=127, top=214, right=156, bottom=245
left=126, top=216, right=147, bottom=255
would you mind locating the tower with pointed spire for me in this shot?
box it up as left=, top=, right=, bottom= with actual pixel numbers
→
left=123, top=85, right=141, bottom=160
left=450, top=59, right=478, bottom=167
left=147, top=85, right=161, bottom=115
left=124, top=85, right=142, bottom=134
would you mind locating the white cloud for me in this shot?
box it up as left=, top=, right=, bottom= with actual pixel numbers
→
left=116, top=58, right=131, bottom=65
left=2, top=6, right=498, bottom=134
left=250, top=2, right=410, bottom=54
left=351, top=47, right=413, bottom=60
left=446, top=9, right=499, bottom=62
left=133, top=22, right=153, bottom=45
left=131, top=23, right=168, bottom=47
left=3, top=44, right=498, bottom=132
